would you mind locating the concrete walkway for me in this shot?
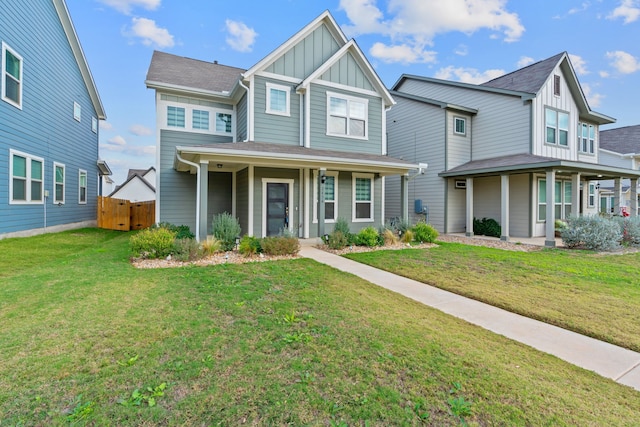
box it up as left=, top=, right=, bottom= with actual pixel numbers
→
left=299, top=243, right=640, bottom=392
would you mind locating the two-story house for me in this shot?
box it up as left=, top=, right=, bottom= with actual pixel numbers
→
left=145, top=11, right=417, bottom=241
left=386, top=52, right=640, bottom=246
left=0, top=0, right=107, bottom=239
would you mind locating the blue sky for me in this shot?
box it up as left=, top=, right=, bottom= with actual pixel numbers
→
left=65, top=0, right=640, bottom=185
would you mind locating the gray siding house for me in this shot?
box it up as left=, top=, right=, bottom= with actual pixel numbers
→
left=146, top=11, right=417, bottom=241
left=1, top=0, right=108, bottom=239
left=386, top=52, right=640, bottom=246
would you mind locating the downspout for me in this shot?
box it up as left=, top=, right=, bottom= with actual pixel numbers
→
left=238, top=78, right=250, bottom=142
left=176, top=151, right=201, bottom=240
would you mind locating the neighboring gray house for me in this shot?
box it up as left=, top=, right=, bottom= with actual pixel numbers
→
left=109, top=167, right=156, bottom=202
left=386, top=52, right=640, bottom=246
left=598, top=125, right=640, bottom=215
left=145, top=11, right=417, bottom=241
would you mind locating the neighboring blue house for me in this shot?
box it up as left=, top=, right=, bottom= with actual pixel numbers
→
left=146, top=11, right=418, bottom=241
left=0, top=0, right=107, bottom=239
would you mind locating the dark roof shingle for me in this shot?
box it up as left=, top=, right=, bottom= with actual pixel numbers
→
left=481, top=52, right=565, bottom=93
left=600, top=125, right=640, bottom=154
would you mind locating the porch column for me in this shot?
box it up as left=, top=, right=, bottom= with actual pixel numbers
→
left=631, top=178, right=638, bottom=217
left=500, top=174, right=509, bottom=241
left=614, top=178, right=622, bottom=215
left=465, top=177, right=474, bottom=237
left=545, top=170, right=556, bottom=247
left=303, top=168, right=310, bottom=238
left=198, top=161, right=209, bottom=242
left=571, top=173, right=580, bottom=217
left=317, top=168, right=326, bottom=239
left=400, top=174, right=409, bottom=225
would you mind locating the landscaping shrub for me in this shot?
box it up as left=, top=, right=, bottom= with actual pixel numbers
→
left=212, top=212, right=241, bottom=251
left=473, top=217, right=501, bottom=238
left=130, top=227, right=176, bottom=259
left=331, top=218, right=357, bottom=246
left=412, top=222, right=439, bottom=243
left=238, top=235, right=262, bottom=256
left=356, top=226, right=382, bottom=247
left=381, top=227, right=399, bottom=245
left=153, top=222, right=194, bottom=240
left=201, top=236, right=223, bottom=255
left=562, top=215, right=621, bottom=251
left=261, top=236, right=300, bottom=255
left=172, top=238, right=202, bottom=261
left=401, top=229, right=414, bottom=243
left=616, top=216, right=640, bottom=246
left=327, top=230, right=348, bottom=250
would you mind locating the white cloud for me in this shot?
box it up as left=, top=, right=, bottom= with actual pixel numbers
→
left=225, top=20, right=257, bottom=53
left=454, top=44, right=469, bottom=56
left=129, top=124, right=153, bottom=136
left=98, top=0, right=160, bottom=15
left=434, top=66, right=505, bottom=84
left=569, top=54, right=589, bottom=75
left=129, top=17, right=174, bottom=48
left=107, top=135, right=127, bottom=146
left=370, top=42, right=437, bottom=64
left=581, top=83, right=603, bottom=108
left=606, top=50, right=640, bottom=74
left=99, top=121, right=114, bottom=131
left=517, top=56, right=534, bottom=68
left=568, top=2, right=590, bottom=15
left=607, top=0, right=640, bottom=24
left=599, top=70, right=610, bottom=78
left=340, top=0, right=524, bottom=64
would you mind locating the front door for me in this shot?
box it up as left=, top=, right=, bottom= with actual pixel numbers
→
left=266, top=182, right=289, bottom=236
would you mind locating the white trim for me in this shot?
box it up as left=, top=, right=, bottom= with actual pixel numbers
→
left=326, top=91, right=369, bottom=140
left=304, top=91, right=311, bottom=148
left=454, top=116, right=466, bottom=136
left=53, top=162, right=65, bottom=205
left=248, top=76, right=255, bottom=141
left=248, top=165, right=254, bottom=235
left=73, top=101, right=81, bottom=122
left=159, top=100, right=234, bottom=136
left=265, top=82, right=291, bottom=116
left=9, top=149, right=44, bottom=205
left=78, top=169, right=88, bottom=204
left=304, top=168, right=310, bottom=238
left=256, top=71, right=302, bottom=84
left=381, top=99, right=387, bottom=155
left=232, top=171, right=237, bottom=218
left=312, top=170, right=339, bottom=223
left=381, top=175, right=385, bottom=222
left=311, top=79, right=380, bottom=98
left=2, top=42, right=23, bottom=109
left=155, top=92, right=162, bottom=224
left=261, top=178, right=295, bottom=237
left=352, top=172, right=374, bottom=222
left=298, top=169, right=304, bottom=237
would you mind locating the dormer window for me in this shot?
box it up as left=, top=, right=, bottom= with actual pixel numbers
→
left=553, top=75, right=561, bottom=96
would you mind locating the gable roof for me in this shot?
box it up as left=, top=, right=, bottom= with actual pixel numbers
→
left=600, top=125, right=640, bottom=154
left=127, top=166, right=155, bottom=180
left=52, top=0, right=105, bottom=119
left=481, top=52, right=565, bottom=94
left=146, top=51, right=245, bottom=97
left=390, top=90, right=478, bottom=115
left=109, top=171, right=155, bottom=197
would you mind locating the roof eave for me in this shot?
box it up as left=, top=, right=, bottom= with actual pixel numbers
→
left=145, top=80, right=234, bottom=100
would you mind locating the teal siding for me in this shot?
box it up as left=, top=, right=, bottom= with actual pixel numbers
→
left=309, top=85, right=383, bottom=155
left=253, top=76, right=301, bottom=145
left=0, top=0, right=101, bottom=236
left=265, top=24, right=340, bottom=80
left=206, top=172, right=233, bottom=234
left=236, top=93, right=247, bottom=141
left=252, top=168, right=299, bottom=236
left=320, top=52, right=375, bottom=91
left=236, top=168, right=249, bottom=235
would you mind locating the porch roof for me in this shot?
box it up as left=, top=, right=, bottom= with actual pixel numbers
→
left=174, top=142, right=419, bottom=176
left=439, top=153, right=640, bottom=180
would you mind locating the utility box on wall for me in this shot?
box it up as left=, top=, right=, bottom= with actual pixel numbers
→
left=415, top=199, right=423, bottom=214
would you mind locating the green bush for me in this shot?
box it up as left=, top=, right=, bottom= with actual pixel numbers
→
left=356, top=226, right=382, bottom=247
left=616, top=216, right=640, bottom=246
left=412, top=222, right=439, bottom=243
left=172, top=238, right=202, bottom=261
left=261, top=236, right=300, bottom=255
left=212, top=212, right=241, bottom=251
left=401, top=229, right=414, bottom=243
left=562, top=215, right=621, bottom=251
left=473, top=217, right=501, bottom=238
left=327, top=230, right=348, bottom=250
left=238, top=235, right=262, bottom=256
left=333, top=218, right=350, bottom=235
left=153, top=222, right=194, bottom=240
left=130, top=227, right=176, bottom=259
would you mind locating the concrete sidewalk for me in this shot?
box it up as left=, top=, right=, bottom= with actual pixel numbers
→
left=299, top=244, right=640, bottom=392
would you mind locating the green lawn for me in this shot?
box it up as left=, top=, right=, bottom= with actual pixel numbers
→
left=1, top=229, right=639, bottom=425
left=346, top=241, right=640, bottom=353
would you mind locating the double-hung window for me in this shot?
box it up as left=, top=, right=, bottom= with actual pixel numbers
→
left=538, top=179, right=572, bottom=221
left=327, top=92, right=368, bottom=139
left=54, top=162, right=65, bottom=204
left=545, top=108, right=569, bottom=146
left=167, top=106, right=185, bottom=128
left=215, top=112, right=232, bottom=134
left=192, top=109, right=209, bottom=130
left=10, top=150, right=43, bottom=204
left=578, top=122, right=595, bottom=154
left=79, top=170, right=87, bottom=204
left=313, top=171, right=338, bottom=223
left=352, top=173, right=373, bottom=222
left=2, top=42, right=22, bottom=108
left=588, top=183, right=596, bottom=207
left=266, top=83, right=290, bottom=116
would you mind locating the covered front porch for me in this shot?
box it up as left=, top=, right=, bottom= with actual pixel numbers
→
left=440, top=154, right=640, bottom=247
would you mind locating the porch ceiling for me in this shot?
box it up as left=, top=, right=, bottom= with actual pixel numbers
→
left=439, top=153, right=640, bottom=180
left=174, top=142, right=419, bottom=176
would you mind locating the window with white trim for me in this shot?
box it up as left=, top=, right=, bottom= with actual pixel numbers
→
left=79, top=170, right=87, bottom=204
left=538, top=179, right=572, bottom=221
left=215, top=112, right=232, bottom=134
left=454, top=117, right=466, bottom=136
left=327, top=92, right=368, bottom=139
left=193, top=109, right=209, bottom=130
left=545, top=108, right=569, bottom=146
left=92, top=117, right=98, bottom=133
left=578, top=122, right=596, bottom=154
left=10, top=150, right=43, bottom=204
left=266, top=82, right=290, bottom=116
left=54, top=162, right=65, bottom=204
left=167, top=106, right=185, bottom=128
left=313, top=171, right=338, bottom=223
left=600, top=195, right=615, bottom=214
left=352, top=173, right=374, bottom=222
left=588, top=182, right=596, bottom=207
left=2, top=42, right=22, bottom=108
left=73, top=102, right=81, bottom=122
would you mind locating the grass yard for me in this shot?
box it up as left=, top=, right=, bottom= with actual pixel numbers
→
left=1, top=229, right=639, bottom=425
left=346, top=241, right=640, bottom=353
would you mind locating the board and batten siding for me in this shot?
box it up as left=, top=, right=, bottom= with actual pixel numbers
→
left=308, top=84, right=383, bottom=155
left=386, top=97, right=446, bottom=231
left=319, top=52, right=375, bottom=92
left=1, top=0, right=100, bottom=236
left=253, top=76, right=301, bottom=145
left=396, top=80, right=530, bottom=161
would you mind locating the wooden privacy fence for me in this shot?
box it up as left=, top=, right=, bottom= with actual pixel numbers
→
left=97, top=196, right=155, bottom=231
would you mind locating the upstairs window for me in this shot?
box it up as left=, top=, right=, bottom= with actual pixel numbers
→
left=10, top=150, right=43, bottom=204
left=215, top=112, right=232, bottom=134
left=578, top=122, right=596, bottom=154
left=167, top=106, right=185, bottom=128
left=327, top=92, right=368, bottom=139
left=553, top=74, right=561, bottom=96
left=73, top=102, right=82, bottom=122
left=54, top=163, right=65, bottom=204
left=92, top=117, right=98, bottom=133
left=545, top=108, right=569, bottom=146
left=2, top=42, right=22, bottom=108
left=192, top=109, right=209, bottom=130
left=454, top=117, right=466, bottom=136
left=266, top=83, right=290, bottom=116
